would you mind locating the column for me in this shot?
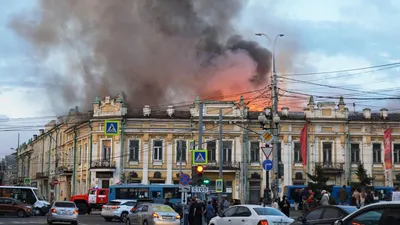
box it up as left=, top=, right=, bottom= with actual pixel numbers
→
left=283, top=142, right=291, bottom=186
left=166, top=142, right=173, bottom=184
left=142, top=142, right=149, bottom=184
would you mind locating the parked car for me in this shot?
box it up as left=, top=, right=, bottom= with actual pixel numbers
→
left=209, top=205, right=294, bottom=225
left=291, top=205, right=358, bottom=225
left=334, top=202, right=400, bottom=225
left=126, top=203, right=180, bottom=225
left=46, top=201, right=79, bottom=225
left=0, top=197, right=33, bottom=217
left=101, top=199, right=136, bottom=222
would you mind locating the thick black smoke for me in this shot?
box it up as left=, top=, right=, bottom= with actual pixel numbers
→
left=9, top=0, right=272, bottom=114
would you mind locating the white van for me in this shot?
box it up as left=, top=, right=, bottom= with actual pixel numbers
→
left=0, top=186, right=51, bottom=215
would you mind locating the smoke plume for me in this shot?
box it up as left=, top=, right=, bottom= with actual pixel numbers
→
left=9, top=0, right=274, bottom=114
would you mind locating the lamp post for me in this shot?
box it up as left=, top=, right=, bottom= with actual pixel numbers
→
left=256, top=33, right=284, bottom=199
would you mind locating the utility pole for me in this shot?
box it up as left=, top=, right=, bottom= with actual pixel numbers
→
left=218, top=109, right=223, bottom=206
left=16, top=133, right=20, bottom=180
left=196, top=103, right=203, bottom=200
left=242, top=127, right=249, bottom=204
left=271, top=34, right=284, bottom=198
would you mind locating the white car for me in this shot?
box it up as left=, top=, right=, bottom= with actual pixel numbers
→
left=209, top=204, right=294, bottom=225
left=101, top=199, right=136, bottom=222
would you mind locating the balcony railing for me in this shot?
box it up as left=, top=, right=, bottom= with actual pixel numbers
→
left=57, top=165, right=73, bottom=175
left=315, top=162, right=344, bottom=170
left=36, top=172, right=49, bottom=179
left=205, top=161, right=240, bottom=170
left=90, top=160, right=116, bottom=169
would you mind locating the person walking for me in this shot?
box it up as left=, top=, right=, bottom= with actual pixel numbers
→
left=301, top=196, right=310, bottom=217
left=339, top=185, right=348, bottom=205
left=279, top=196, right=290, bottom=217
left=193, top=199, right=205, bottom=225
left=320, top=190, right=330, bottom=206
left=205, top=201, right=215, bottom=225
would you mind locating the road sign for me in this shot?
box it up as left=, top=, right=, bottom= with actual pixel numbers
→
left=260, top=130, right=274, bottom=144
left=104, top=120, right=120, bottom=136
left=191, top=186, right=209, bottom=193
left=24, top=178, right=31, bottom=185
left=179, top=185, right=191, bottom=192
left=192, top=150, right=208, bottom=165
left=262, top=147, right=273, bottom=158
left=215, top=179, right=223, bottom=193
left=263, top=159, right=273, bottom=171
left=179, top=173, right=191, bottom=186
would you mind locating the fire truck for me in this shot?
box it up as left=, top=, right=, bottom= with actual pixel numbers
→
left=70, top=188, right=109, bottom=214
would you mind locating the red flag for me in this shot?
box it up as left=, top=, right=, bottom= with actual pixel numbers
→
left=300, top=123, right=308, bottom=166
left=384, top=128, right=392, bottom=170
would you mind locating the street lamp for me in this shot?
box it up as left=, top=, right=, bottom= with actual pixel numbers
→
left=256, top=33, right=284, bottom=200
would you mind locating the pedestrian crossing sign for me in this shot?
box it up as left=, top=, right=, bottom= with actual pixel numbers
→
left=216, top=179, right=223, bottom=193
left=192, top=150, right=208, bottom=165
left=104, top=120, right=120, bottom=136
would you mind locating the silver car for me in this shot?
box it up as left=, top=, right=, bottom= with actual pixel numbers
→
left=46, top=201, right=79, bottom=225
left=126, top=203, right=180, bottom=225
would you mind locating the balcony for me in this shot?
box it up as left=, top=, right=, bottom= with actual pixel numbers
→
left=36, top=172, right=49, bottom=179
left=204, top=161, right=240, bottom=170
left=57, top=165, right=73, bottom=175
left=315, top=162, right=344, bottom=174
left=90, top=160, right=116, bottom=171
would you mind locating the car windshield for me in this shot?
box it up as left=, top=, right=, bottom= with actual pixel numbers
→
left=33, top=189, right=46, bottom=201
left=54, top=202, right=76, bottom=208
left=153, top=205, right=175, bottom=212
left=253, top=207, right=286, bottom=216
left=108, top=201, right=122, bottom=205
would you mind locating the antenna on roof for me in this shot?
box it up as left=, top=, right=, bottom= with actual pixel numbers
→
left=353, top=103, right=356, bottom=112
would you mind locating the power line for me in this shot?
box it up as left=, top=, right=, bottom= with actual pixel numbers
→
left=278, top=61, right=400, bottom=76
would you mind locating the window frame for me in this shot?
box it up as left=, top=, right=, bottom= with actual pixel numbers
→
left=350, top=143, right=361, bottom=163
left=372, top=143, right=382, bottom=164
left=128, top=139, right=140, bottom=162
left=206, top=140, right=217, bottom=162
left=293, top=142, right=302, bottom=163
left=249, top=141, right=260, bottom=163
left=100, top=139, right=112, bottom=162
left=394, top=144, right=400, bottom=164
left=222, top=140, right=233, bottom=163
left=152, top=140, right=164, bottom=163
left=322, top=142, right=333, bottom=163
left=175, top=140, right=187, bottom=163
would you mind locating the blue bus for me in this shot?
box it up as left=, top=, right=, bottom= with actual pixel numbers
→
left=108, top=184, right=182, bottom=204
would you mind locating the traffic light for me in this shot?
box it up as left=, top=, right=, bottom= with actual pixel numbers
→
left=203, top=179, right=210, bottom=185
left=196, top=166, right=204, bottom=185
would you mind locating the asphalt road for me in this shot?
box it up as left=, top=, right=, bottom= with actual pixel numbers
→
left=0, top=213, right=119, bottom=225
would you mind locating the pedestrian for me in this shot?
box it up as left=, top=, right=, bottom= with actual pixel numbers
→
left=339, top=185, right=348, bottom=205
left=189, top=197, right=196, bottom=225
left=301, top=196, right=310, bottom=217
left=271, top=198, right=279, bottom=209
left=205, top=201, right=215, bottom=225
left=320, top=190, right=330, bottom=206
left=279, top=196, right=290, bottom=217
left=352, top=189, right=361, bottom=208
left=193, top=199, right=205, bottom=225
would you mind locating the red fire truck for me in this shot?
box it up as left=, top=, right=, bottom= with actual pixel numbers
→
left=70, top=188, right=109, bottom=214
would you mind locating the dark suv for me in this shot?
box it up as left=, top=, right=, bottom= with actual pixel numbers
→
left=0, top=197, right=33, bottom=217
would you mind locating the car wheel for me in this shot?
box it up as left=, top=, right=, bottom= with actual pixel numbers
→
left=104, top=217, right=113, bottom=221
left=120, top=212, right=129, bottom=222
left=17, top=210, right=25, bottom=218
left=34, top=208, right=42, bottom=216
left=47, top=220, right=52, bottom=225
left=76, top=203, right=88, bottom=215
left=71, top=221, right=78, bottom=225
left=126, top=218, right=131, bottom=225
left=143, top=220, right=148, bottom=225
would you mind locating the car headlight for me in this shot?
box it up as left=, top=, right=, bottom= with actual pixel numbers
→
left=26, top=206, right=32, bottom=208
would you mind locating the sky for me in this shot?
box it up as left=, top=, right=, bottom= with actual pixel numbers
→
left=1, top=0, right=400, bottom=158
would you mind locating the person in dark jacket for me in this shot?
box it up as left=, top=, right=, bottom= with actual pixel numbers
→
left=279, top=196, right=290, bottom=217
left=188, top=198, right=197, bottom=225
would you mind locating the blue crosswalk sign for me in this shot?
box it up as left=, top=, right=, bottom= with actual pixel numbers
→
left=104, top=120, right=120, bottom=135
left=192, top=150, right=208, bottom=165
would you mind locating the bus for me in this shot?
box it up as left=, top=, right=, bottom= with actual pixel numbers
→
left=0, top=186, right=51, bottom=215
left=109, top=184, right=182, bottom=204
